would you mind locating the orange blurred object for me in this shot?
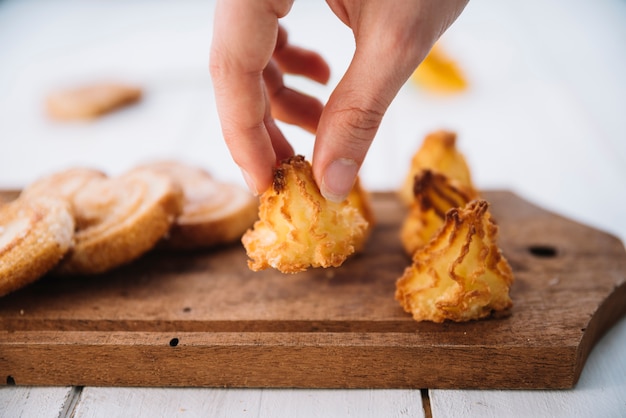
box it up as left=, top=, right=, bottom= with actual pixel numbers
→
left=411, top=44, right=467, bottom=94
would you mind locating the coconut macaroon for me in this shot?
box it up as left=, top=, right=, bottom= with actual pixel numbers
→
left=346, top=176, right=375, bottom=252
left=242, top=155, right=369, bottom=274
left=399, top=130, right=477, bottom=205
left=0, top=196, right=75, bottom=296
left=396, top=200, right=514, bottom=323
left=400, top=169, right=474, bottom=256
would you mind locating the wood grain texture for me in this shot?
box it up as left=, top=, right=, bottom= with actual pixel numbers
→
left=0, top=191, right=625, bottom=389
left=429, top=315, right=626, bottom=417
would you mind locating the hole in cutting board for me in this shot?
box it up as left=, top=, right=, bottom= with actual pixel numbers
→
left=528, top=245, right=557, bottom=258
left=6, top=375, right=15, bottom=385
left=169, top=338, right=179, bottom=347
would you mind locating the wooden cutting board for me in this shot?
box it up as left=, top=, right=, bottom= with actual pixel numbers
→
left=1, top=191, right=625, bottom=389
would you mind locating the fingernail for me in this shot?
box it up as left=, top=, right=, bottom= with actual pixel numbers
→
left=241, top=168, right=259, bottom=196
left=320, top=158, right=359, bottom=202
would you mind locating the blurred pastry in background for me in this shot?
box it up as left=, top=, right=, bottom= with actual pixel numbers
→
left=400, top=130, right=477, bottom=206
left=411, top=43, right=467, bottom=94
left=400, top=169, right=474, bottom=256
left=45, top=82, right=142, bottom=121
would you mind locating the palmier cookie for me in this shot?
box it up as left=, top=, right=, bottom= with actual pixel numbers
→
left=22, top=167, right=107, bottom=216
left=26, top=167, right=184, bottom=275
left=0, top=196, right=74, bottom=296
left=136, top=161, right=258, bottom=249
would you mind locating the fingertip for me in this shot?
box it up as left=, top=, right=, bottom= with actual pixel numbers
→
left=240, top=168, right=260, bottom=196
left=318, top=158, right=359, bottom=203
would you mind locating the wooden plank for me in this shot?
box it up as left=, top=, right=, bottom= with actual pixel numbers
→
left=0, top=386, right=76, bottom=418
left=1, top=191, right=625, bottom=389
left=72, top=388, right=423, bottom=418
left=429, top=315, right=626, bottom=418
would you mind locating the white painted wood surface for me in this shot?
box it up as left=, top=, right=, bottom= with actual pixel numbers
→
left=0, top=0, right=625, bottom=417
left=430, top=315, right=626, bottom=418
left=70, top=388, right=423, bottom=418
left=0, top=387, right=76, bottom=418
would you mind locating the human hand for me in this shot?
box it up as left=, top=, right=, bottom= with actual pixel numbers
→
left=210, top=0, right=468, bottom=201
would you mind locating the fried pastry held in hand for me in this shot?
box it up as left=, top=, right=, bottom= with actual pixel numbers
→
left=136, top=160, right=258, bottom=249
left=400, top=130, right=477, bottom=205
left=242, top=155, right=369, bottom=273
left=347, top=176, right=375, bottom=227
left=400, top=169, right=473, bottom=256
left=396, top=200, right=514, bottom=323
left=0, top=196, right=74, bottom=296
left=346, top=176, right=375, bottom=251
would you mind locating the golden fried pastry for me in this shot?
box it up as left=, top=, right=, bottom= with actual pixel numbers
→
left=346, top=176, right=375, bottom=251
left=396, top=200, right=514, bottom=323
left=400, top=130, right=477, bottom=205
left=27, top=168, right=184, bottom=275
left=411, top=43, right=467, bottom=94
left=46, top=82, right=142, bottom=120
left=400, top=169, right=474, bottom=256
left=347, top=176, right=375, bottom=227
left=242, top=155, right=369, bottom=273
left=0, top=196, right=74, bottom=296
left=136, top=160, right=258, bottom=249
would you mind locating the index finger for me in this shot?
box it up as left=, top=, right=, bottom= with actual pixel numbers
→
left=209, top=0, right=295, bottom=194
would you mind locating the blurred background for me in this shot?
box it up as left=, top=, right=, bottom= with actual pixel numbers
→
left=0, top=0, right=625, bottom=241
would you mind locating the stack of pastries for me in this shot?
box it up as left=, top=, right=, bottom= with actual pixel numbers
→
left=395, top=130, right=514, bottom=322
left=0, top=160, right=258, bottom=296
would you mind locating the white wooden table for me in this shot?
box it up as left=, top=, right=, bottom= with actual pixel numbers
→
left=1, top=0, right=625, bottom=416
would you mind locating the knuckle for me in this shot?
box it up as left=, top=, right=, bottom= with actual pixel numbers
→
left=331, top=102, right=385, bottom=148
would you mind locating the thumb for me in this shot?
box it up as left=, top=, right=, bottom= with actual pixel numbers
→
left=312, top=45, right=421, bottom=202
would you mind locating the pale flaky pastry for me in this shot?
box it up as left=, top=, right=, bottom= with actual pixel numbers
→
left=396, top=200, right=514, bottom=323
left=400, top=169, right=474, bottom=256
left=46, top=82, right=142, bottom=121
left=400, top=130, right=477, bottom=205
left=21, top=167, right=108, bottom=217
left=0, top=196, right=74, bottom=296
left=242, top=155, right=369, bottom=273
left=25, top=167, right=184, bottom=275
left=135, top=160, right=258, bottom=249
